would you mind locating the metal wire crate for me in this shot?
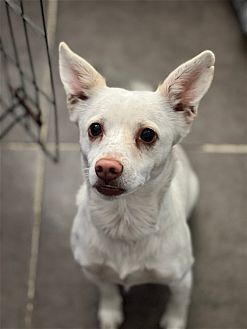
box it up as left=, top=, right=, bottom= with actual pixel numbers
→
left=0, top=0, right=59, bottom=161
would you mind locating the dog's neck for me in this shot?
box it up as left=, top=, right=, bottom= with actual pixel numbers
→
left=87, top=148, right=176, bottom=241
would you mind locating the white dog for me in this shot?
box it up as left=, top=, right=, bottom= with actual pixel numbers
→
left=59, top=42, right=215, bottom=329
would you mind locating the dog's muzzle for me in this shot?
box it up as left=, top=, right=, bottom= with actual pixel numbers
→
left=94, top=158, right=125, bottom=196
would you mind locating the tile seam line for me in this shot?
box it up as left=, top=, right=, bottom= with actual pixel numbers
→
left=24, top=150, right=45, bottom=329
left=1, top=142, right=247, bottom=154
left=24, top=1, right=58, bottom=328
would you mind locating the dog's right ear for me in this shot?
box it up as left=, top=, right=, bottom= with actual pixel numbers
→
left=59, top=42, right=106, bottom=122
left=157, top=50, right=215, bottom=142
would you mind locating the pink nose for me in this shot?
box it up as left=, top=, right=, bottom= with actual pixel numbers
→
left=95, top=159, right=123, bottom=182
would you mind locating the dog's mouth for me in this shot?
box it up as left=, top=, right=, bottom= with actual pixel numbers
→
left=94, top=184, right=125, bottom=196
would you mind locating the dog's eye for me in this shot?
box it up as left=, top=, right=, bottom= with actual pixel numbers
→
left=88, top=122, right=103, bottom=138
left=139, top=128, right=156, bottom=144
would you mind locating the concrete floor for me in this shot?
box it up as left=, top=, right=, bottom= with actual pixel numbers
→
left=1, top=1, right=247, bottom=328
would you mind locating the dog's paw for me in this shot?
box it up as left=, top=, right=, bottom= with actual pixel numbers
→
left=98, top=308, right=123, bottom=329
left=159, top=313, right=186, bottom=329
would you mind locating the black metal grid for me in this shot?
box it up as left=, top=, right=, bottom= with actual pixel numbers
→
left=0, top=0, right=59, bottom=162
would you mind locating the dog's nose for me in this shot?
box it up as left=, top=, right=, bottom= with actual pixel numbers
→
left=95, top=159, right=123, bottom=182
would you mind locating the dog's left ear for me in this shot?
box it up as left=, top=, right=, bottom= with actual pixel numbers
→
left=158, top=50, right=215, bottom=141
left=59, top=42, right=106, bottom=122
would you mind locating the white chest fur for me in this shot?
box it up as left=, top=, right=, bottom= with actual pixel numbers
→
left=71, top=176, right=194, bottom=288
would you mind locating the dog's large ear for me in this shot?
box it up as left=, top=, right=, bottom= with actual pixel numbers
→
left=59, top=42, right=106, bottom=122
left=158, top=50, right=215, bottom=141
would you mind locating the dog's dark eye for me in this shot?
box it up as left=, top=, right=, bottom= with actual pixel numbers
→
left=88, top=122, right=103, bottom=138
left=139, top=128, right=156, bottom=143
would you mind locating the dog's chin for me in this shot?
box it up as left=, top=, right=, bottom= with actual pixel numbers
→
left=92, top=181, right=145, bottom=199
left=93, top=184, right=126, bottom=198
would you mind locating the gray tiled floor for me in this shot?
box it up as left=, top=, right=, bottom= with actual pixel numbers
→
left=187, top=153, right=247, bottom=328
left=1, top=149, right=38, bottom=328
left=1, top=1, right=247, bottom=329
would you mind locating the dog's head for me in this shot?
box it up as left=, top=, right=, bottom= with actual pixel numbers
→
left=59, top=42, right=214, bottom=198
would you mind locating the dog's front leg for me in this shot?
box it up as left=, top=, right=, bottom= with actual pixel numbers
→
left=160, top=270, right=192, bottom=329
left=97, top=281, right=123, bottom=329
left=84, top=270, right=123, bottom=329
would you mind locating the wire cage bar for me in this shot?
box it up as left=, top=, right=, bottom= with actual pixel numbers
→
left=0, top=0, right=59, bottom=162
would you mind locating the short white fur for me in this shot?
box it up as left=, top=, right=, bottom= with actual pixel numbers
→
left=59, top=42, right=215, bottom=329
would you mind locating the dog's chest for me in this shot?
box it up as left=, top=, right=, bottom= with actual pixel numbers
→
left=83, top=261, right=172, bottom=288
left=71, top=222, right=193, bottom=288
left=72, top=181, right=194, bottom=287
